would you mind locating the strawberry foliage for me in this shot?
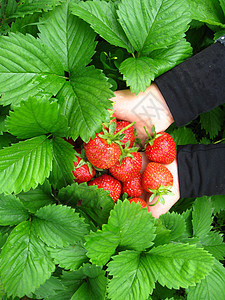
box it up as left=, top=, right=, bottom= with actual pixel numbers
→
left=0, top=0, right=224, bottom=299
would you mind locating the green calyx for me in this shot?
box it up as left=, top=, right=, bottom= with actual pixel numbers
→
left=74, top=149, right=94, bottom=175
left=99, top=121, right=136, bottom=145
left=118, top=142, right=139, bottom=163
left=148, top=184, right=174, bottom=206
left=102, top=110, right=116, bottom=129
left=144, top=125, right=163, bottom=149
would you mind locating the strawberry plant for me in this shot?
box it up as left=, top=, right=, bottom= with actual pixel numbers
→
left=0, top=0, right=225, bottom=299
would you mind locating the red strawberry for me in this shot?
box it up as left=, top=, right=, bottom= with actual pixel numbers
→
left=84, top=133, right=121, bottom=169
left=129, top=198, right=150, bottom=211
left=88, top=174, right=121, bottom=202
left=72, top=155, right=95, bottom=184
left=144, top=126, right=176, bottom=164
left=109, top=151, right=142, bottom=182
left=114, top=121, right=135, bottom=148
left=142, top=162, right=173, bottom=191
left=142, top=162, right=173, bottom=206
left=122, top=173, right=143, bottom=197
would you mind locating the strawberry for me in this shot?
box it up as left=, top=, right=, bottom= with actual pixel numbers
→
left=84, top=134, right=121, bottom=169
left=122, top=173, right=143, bottom=197
left=142, top=162, right=173, bottom=206
left=72, top=154, right=95, bottom=184
left=84, top=132, right=121, bottom=169
left=88, top=174, right=121, bottom=202
left=84, top=122, right=135, bottom=169
left=129, top=198, right=150, bottom=211
left=144, top=126, right=176, bottom=164
left=109, top=151, right=142, bottom=182
left=114, top=121, right=135, bottom=148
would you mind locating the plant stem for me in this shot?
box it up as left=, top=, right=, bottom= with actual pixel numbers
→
left=114, top=121, right=136, bottom=138
left=149, top=194, right=161, bottom=206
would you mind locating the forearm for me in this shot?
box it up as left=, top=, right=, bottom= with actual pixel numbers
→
left=177, top=144, right=225, bottom=198
left=155, top=40, right=225, bottom=126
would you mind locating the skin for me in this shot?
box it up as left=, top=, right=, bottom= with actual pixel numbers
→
left=111, top=83, right=180, bottom=218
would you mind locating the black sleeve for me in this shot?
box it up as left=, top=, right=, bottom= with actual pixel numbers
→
left=155, top=39, right=225, bottom=126
left=177, top=144, right=225, bottom=198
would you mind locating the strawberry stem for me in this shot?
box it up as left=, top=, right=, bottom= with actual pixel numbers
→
left=149, top=194, right=162, bottom=206
left=144, top=126, right=152, bottom=139
left=114, top=122, right=136, bottom=139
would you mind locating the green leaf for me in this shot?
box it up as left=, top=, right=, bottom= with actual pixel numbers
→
left=17, top=180, right=55, bottom=213
left=187, top=0, right=225, bottom=27
left=70, top=264, right=107, bottom=300
left=153, top=219, right=171, bottom=247
left=0, top=133, right=17, bottom=149
left=0, top=194, right=29, bottom=226
left=149, top=39, right=193, bottom=77
left=10, top=12, right=41, bottom=36
left=38, top=3, right=97, bottom=72
left=119, top=36, right=196, bottom=101
left=199, top=137, right=211, bottom=144
left=0, top=221, right=55, bottom=297
left=0, top=106, right=10, bottom=135
left=71, top=0, right=133, bottom=53
left=182, top=208, right=193, bottom=237
left=57, top=265, right=107, bottom=300
left=159, top=212, right=187, bottom=241
left=170, top=127, right=198, bottom=145
left=58, top=67, right=113, bottom=142
left=86, top=229, right=119, bottom=266
left=33, top=204, right=89, bottom=247
left=146, top=243, right=214, bottom=289
left=187, top=260, right=225, bottom=300
left=49, top=137, right=75, bottom=190
left=5, top=0, right=17, bottom=18
left=210, top=194, right=225, bottom=214
left=119, top=56, right=157, bottom=94
left=200, top=231, right=225, bottom=260
left=200, top=107, right=225, bottom=139
left=220, top=0, right=225, bottom=14
left=37, top=2, right=114, bottom=142
left=192, top=196, right=213, bottom=238
left=107, top=250, right=156, bottom=300
left=7, top=97, right=69, bottom=139
left=117, top=0, right=191, bottom=53
left=0, top=32, right=65, bottom=107
left=33, top=276, right=65, bottom=299
left=48, top=243, right=88, bottom=271
left=214, top=28, right=225, bottom=40
left=58, top=182, right=114, bottom=226
left=151, top=282, right=177, bottom=300
left=0, top=136, right=53, bottom=194
left=11, top=0, right=64, bottom=18
left=85, top=200, right=156, bottom=265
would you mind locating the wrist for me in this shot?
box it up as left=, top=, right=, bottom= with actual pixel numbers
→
left=144, top=83, right=174, bottom=131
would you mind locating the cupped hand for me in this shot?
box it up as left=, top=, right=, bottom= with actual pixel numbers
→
left=112, top=83, right=174, bottom=144
left=112, top=83, right=179, bottom=217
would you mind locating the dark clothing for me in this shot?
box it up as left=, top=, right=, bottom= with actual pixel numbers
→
left=155, top=36, right=225, bottom=198
left=177, top=144, right=225, bottom=198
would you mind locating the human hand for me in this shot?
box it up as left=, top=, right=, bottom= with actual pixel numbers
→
left=112, top=83, right=174, bottom=145
left=140, top=152, right=180, bottom=218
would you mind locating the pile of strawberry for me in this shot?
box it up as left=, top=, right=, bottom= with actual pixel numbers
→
left=68, top=113, right=176, bottom=211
